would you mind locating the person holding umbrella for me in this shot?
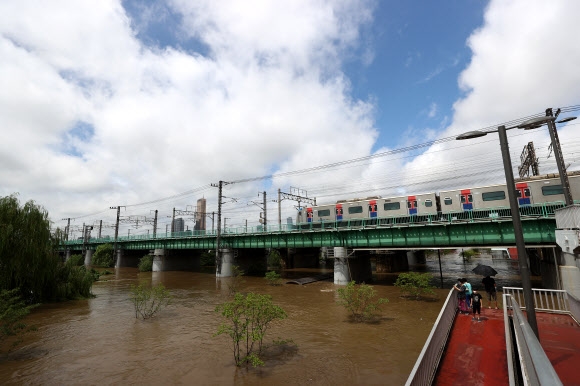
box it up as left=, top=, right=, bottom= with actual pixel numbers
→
left=482, top=276, right=498, bottom=309
left=473, top=263, right=499, bottom=309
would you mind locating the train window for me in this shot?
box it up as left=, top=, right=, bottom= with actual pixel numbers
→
left=317, top=209, right=331, bottom=217
left=444, top=197, right=452, bottom=205
left=542, top=185, right=563, bottom=196
left=524, top=188, right=530, bottom=196
left=482, top=191, right=506, bottom=201
left=336, top=207, right=343, bottom=215
left=516, top=190, right=521, bottom=198
left=384, top=202, right=401, bottom=210
left=425, top=200, right=433, bottom=207
left=348, top=206, right=363, bottom=214
left=461, top=196, right=466, bottom=203
left=368, top=204, right=377, bottom=212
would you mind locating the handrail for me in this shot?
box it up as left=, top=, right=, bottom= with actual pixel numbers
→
left=405, top=288, right=458, bottom=386
left=506, top=295, right=563, bottom=385
left=503, top=287, right=569, bottom=313
left=503, top=295, right=516, bottom=386
left=567, top=291, right=580, bottom=324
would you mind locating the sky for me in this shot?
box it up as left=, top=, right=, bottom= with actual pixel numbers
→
left=1, top=0, right=580, bottom=238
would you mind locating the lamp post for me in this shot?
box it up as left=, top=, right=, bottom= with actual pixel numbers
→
left=457, top=124, right=539, bottom=337
left=518, top=114, right=577, bottom=206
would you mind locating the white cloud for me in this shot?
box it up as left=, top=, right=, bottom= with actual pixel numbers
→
left=0, top=0, right=378, bottom=232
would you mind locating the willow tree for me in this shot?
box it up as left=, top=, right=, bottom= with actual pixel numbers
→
left=0, top=194, right=63, bottom=302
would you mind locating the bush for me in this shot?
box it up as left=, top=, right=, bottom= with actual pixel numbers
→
left=264, top=271, right=282, bottom=286
left=129, top=283, right=171, bottom=319
left=138, top=255, right=153, bottom=272
left=214, top=292, right=287, bottom=367
left=267, top=249, right=282, bottom=270
left=462, top=249, right=477, bottom=260
left=394, top=272, right=435, bottom=299
left=337, top=281, right=388, bottom=322
left=67, top=254, right=84, bottom=266
left=0, top=288, right=37, bottom=351
left=92, top=243, right=114, bottom=267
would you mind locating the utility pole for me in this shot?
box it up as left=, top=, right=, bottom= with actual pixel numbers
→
left=215, top=181, right=223, bottom=273
left=153, top=210, right=158, bottom=238
left=110, top=206, right=124, bottom=266
left=98, top=220, right=102, bottom=239
left=171, top=207, right=176, bottom=234
left=62, top=217, right=72, bottom=255
left=546, top=108, right=573, bottom=206
left=262, top=191, right=267, bottom=232
left=518, top=142, right=540, bottom=178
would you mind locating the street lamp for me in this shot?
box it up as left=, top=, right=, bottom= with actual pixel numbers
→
left=457, top=124, right=539, bottom=337
left=518, top=114, right=577, bottom=206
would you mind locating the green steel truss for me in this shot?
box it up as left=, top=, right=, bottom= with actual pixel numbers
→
left=63, top=218, right=556, bottom=251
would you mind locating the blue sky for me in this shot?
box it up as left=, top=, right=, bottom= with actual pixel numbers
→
left=1, top=0, right=580, bottom=234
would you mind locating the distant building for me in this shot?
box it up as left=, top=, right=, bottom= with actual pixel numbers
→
left=195, top=198, right=207, bottom=231
left=172, top=217, right=185, bottom=232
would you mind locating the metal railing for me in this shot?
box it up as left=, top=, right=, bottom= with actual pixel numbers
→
left=503, top=287, right=569, bottom=313
left=568, top=292, right=580, bottom=323
left=64, top=202, right=562, bottom=246
left=504, top=294, right=563, bottom=385
left=405, top=289, right=458, bottom=386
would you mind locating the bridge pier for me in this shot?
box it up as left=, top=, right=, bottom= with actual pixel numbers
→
left=114, top=249, right=123, bottom=269
left=84, top=249, right=93, bottom=266
left=65, top=249, right=71, bottom=262
left=216, top=249, right=234, bottom=278
left=333, top=247, right=372, bottom=285
left=152, top=249, right=166, bottom=272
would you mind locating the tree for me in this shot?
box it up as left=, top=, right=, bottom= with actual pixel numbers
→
left=264, top=271, right=282, bottom=286
left=129, top=283, right=171, bottom=319
left=267, top=249, right=282, bottom=270
left=394, top=272, right=435, bottom=299
left=138, top=255, right=153, bottom=272
left=0, top=194, right=63, bottom=302
left=91, top=243, right=114, bottom=268
left=337, top=281, right=389, bottom=322
left=0, top=288, right=37, bottom=351
left=214, top=292, right=287, bottom=367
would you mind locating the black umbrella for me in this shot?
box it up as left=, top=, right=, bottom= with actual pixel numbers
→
left=472, top=264, right=498, bottom=277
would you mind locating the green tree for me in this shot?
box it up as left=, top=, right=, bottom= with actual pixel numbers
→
left=337, top=281, right=389, bottom=322
left=0, top=288, right=37, bottom=351
left=67, top=254, right=84, bottom=267
left=264, top=271, right=282, bottom=286
left=0, top=194, right=63, bottom=302
left=267, top=249, right=282, bottom=270
left=214, top=292, right=287, bottom=367
left=138, top=255, right=153, bottom=272
left=92, top=243, right=114, bottom=268
left=394, top=272, right=435, bottom=299
left=129, top=283, right=171, bottom=319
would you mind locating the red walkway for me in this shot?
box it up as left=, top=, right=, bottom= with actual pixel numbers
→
left=433, top=308, right=508, bottom=386
left=433, top=309, right=580, bottom=386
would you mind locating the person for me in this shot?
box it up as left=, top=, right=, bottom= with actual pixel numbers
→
left=471, top=289, right=483, bottom=321
left=453, top=279, right=468, bottom=314
left=482, top=275, right=498, bottom=309
left=463, top=278, right=473, bottom=309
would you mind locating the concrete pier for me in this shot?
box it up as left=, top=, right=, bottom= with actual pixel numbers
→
left=84, top=249, right=93, bottom=266
left=216, top=248, right=234, bottom=278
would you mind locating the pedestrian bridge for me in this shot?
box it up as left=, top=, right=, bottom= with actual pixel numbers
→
left=63, top=204, right=560, bottom=251
left=406, top=287, right=580, bottom=385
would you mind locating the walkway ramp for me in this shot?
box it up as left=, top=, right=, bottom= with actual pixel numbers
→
left=433, top=309, right=509, bottom=385
left=286, top=273, right=332, bottom=285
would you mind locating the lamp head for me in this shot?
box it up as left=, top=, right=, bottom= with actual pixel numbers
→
left=557, top=116, right=577, bottom=124
left=518, top=116, right=555, bottom=130
left=456, top=130, right=488, bottom=140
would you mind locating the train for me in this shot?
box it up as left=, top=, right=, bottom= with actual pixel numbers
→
left=296, top=171, right=580, bottom=224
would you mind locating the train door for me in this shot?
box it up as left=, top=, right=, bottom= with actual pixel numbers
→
left=407, top=196, right=418, bottom=215
left=368, top=200, right=378, bottom=218
left=306, top=207, right=313, bottom=222
left=516, top=183, right=531, bottom=206
left=460, top=189, right=473, bottom=210
left=335, top=204, right=343, bottom=221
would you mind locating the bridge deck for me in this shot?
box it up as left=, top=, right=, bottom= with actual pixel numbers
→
left=433, top=309, right=580, bottom=385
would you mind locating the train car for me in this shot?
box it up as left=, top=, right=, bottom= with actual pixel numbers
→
left=439, top=184, right=510, bottom=214
left=376, top=193, right=438, bottom=218
left=522, top=173, right=580, bottom=205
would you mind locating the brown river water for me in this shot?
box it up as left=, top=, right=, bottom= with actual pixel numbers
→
left=0, top=251, right=532, bottom=385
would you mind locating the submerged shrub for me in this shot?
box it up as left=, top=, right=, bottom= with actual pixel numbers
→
left=129, top=283, right=171, bottom=319
left=394, top=272, right=435, bottom=299
left=138, top=255, right=153, bottom=272
left=92, top=243, right=114, bottom=268
left=337, top=281, right=388, bottom=322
